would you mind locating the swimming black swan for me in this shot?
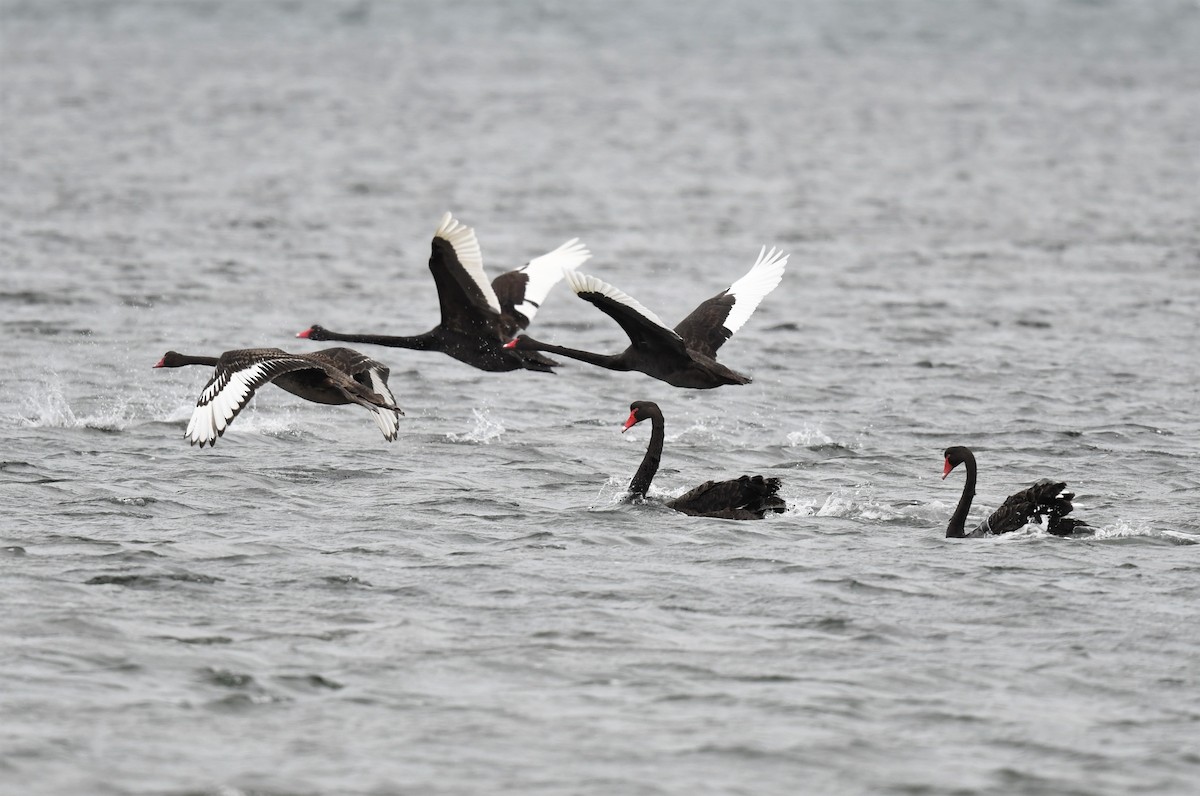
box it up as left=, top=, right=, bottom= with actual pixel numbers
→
left=297, top=212, right=590, bottom=373
left=505, top=246, right=788, bottom=389
left=622, top=401, right=786, bottom=519
left=942, top=446, right=1090, bottom=538
left=154, top=348, right=403, bottom=447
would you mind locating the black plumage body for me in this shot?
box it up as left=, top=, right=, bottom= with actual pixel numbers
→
left=299, top=214, right=587, bottom=373
left=942, top=446, right=1090, bottom=538
left=154, top=347, right=402, bottom=446
left=623, top=401, right=786, bottom=520
left=507, top=247, right=787, bottom=390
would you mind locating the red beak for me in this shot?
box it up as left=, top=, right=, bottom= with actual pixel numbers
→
left=942, top=458, right=953, bottom=479
left=296, top=328, right=313, bottom=339
left=152, top=357, right=165, bottom=368
left=503, top=339, right=517, bottom=349
left=621, top=410, right=638, bottom=433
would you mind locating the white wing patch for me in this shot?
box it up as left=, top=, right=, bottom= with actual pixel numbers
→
left=365, top=366, right=401, bottom=442
left=185, top=362, right=270, bottom=447
left=369, top=404, right=401, bottom=442
left=511, top=238, right=591, bottom=325
left=721, top=246, right=789, bottom=337
left=435, top=212, right=502, bottom=315
left=180, top=353, right=404, bottom=447
left=565, top=269, right=680, bottom=337
left=366, top=367, right=396, bottom=407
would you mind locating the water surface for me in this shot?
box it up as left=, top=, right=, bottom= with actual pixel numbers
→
left=2, top=1, right=1199, bottom=794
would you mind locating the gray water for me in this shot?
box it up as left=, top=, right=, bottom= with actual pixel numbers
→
left=2, top=1, right=1199, bottom=794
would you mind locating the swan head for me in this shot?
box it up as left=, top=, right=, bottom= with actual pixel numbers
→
left=623, top=400, right=662, bottom=432
left=153, top=351, right=185, bottom=368
left=942, top=446, right=973, bottom=479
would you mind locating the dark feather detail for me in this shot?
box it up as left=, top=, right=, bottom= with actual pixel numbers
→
left=669, top=475, right=786, bottom=520
left=979, top=479, right=1087, bottom=536
left=623, top=401, right=786, bottom=521
left=296, top=213, right=583, bottom=373
left=157, top=347, right=403, bottom=447
left=508, top=248, right=785, bottom=389
left=428, top=235, right=501, bottom=335
left=491, top=270, right=534, bottom=333
left=575, top=289, right=691, bottom=359
left=943, top=446, right=1091, bottom=538
left=673, top=291, right=735, bottom=359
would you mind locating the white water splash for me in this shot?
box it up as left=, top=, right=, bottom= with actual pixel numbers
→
left=591, top=474, right=698, bottom=510
left=816, top=489, right=907, bottom=521
left=1089, top=519, right=1195, bottom=543
left=781, top=499, right=819, bottom=517
left=11, top=375, right=136, bottom=432
left=590, top=474, right=632, bottom=508
left=446, top=407, right=505, bottom=444
left=786, top=423, right=835, bottom=447
left=221, top=410, right=307, bottom=442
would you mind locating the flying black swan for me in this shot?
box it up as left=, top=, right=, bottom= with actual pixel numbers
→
left=297, top=212, right=590, bottom=373
left=621, top=400, right=786, bottom=520
left=504, top=246, right=788, bottom=389
left=942, top=446, right=1090, bottom=538
left=154, top=347, right=403, bottom=447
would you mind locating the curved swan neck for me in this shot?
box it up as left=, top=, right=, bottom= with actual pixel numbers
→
left=947, top=452, right=978, bottom=538
left=629, top=414, right=665, bottom=498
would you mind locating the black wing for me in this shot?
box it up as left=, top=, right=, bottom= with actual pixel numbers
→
left=427, top=213, right=504, bottom=335
left=491, top=238, right=591, bottom=337
left=670, top=475, right=786, bottom=520
left=566, top=270, right=689, bottom=358
left=979, top=478, right=1078, bottom=535
left=491, top=270, right=531, bottom=334
left=306, top=347, right=393, bottom=396
left=673, top=290, right=736, bottom=359
left=185, top=348, right=320, bottom=447
left=673, top=246, right=788, bottom=358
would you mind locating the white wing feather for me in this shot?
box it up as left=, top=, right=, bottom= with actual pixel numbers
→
left=185, top=362, right=270, bottom=447
left=369, top=405, right=400, bottom=442
left=565, top=269, right=680, bottom=337
left=434, top=212, right=502, bottom=315
left=510, top=238, right=591, bottom=325
left=721, top=246, right=788, bottom=336
left=365, top=366, right=401, bottom=442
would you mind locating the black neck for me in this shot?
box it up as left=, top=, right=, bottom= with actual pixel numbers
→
left=629, top=415, right=664, bottom=498
left=519, top=337, right=626, bottom=370
left=316, top=329, right=438, bottom=351
left=947, top=452, right=977, bottom=538
left=174, top=354, right=220, bottom=367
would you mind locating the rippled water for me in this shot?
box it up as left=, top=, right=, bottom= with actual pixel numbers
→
left=3, top=1, right=1199, bottom=794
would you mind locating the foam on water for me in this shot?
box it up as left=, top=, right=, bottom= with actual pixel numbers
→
left=446, top=407, right=506, bottom=444
left=10, top=375, right=137, bottom=433
left=815, top=489, right=909, bottom=521
left=786, top=424, right=835, bottom=448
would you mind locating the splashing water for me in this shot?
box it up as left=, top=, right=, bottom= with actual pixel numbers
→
left=447, top=407, right=505, bottom=444
left=816, top=489, right=908, bottom=521
left=16, top=378, right=79, bottom=428
left=787, top=424, right=835, bottom=448
left=1090, top=519, right=1196, bottom=544
left=11, top=375, right=136, bottom=432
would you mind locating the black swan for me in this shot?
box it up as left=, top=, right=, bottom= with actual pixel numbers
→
left=297, top=212, right=590, bottom=373
left=505, top=246, right=787, bottom=389
left=154, top=348, right=403, bottom=447
left=942, top=446, right=1090, bottom=538
left=622, top=401, right=786, bottom=520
